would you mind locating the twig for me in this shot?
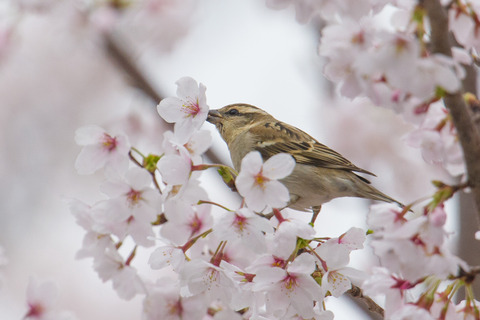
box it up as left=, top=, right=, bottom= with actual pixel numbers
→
left=347, top=285, right=385, bottom=319
left=422, top=0, right=480, bottom=224
left=104, top=31, right=164, bottom=104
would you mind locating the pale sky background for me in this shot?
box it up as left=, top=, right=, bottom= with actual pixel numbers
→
left=0, top=0, right=458, bottom=319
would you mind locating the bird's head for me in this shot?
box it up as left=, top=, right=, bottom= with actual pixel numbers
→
left=206, top=104, right=272, bottom=143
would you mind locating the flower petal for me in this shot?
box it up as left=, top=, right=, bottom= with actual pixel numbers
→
left=176, top=77, right=199, bottom=99
left=263, top=180, right=290, bottom=208
left=263, top=153, right=295, bottom=179
left=157, top=97, right=185, bottom=123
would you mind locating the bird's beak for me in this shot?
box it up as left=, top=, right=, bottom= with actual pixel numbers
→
left=206, top=109, right=222, bottom=124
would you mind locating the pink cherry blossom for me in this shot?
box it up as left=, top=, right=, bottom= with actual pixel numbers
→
left=148, top=244, right=186, bottom=272
left=270, top=210, right=316, bottom=258
left=252, top=253, right=323, bottom=319
left=25, top=278, right=58, bottom=320
left=213, top=207, right=273, bottom=253
left=315, top=227, right=366, bottom=297
left=99, top=167, right=161, bottom=246
left=406, top=102, right=464, bottom=175
left=74, top=125, right=130, bottom=175
left=143, top=278, right=207, bottom=320
left=362, top=267, right=407, bottom=318
left=93, top=247, right=145, bottom=300
left=235, top=151, right=295, bottom=211
left=24, top=278, right=75, bottom=320
left=161, top=204, right=212, bottom=246
left=157, top=77, right=209, bottom=141
left=157, top=153, right=192, bottom=185
left=219, top=260, right=261, bottom=311
left=368, top=203, right=407, bottom=232
left=162, top=129, right=212, bottom=164
left=180, top=259, right=237, bottom=306
left=368, top=203, right=467, bottom=281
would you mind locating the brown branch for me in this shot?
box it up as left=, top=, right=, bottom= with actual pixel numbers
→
left=422, top=0, right=480, bottom=224
left=347, top=285, right=385, bottom=319
left=104, top=31, right=164, bottom=104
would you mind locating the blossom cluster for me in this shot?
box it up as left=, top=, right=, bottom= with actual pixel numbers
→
left=267, top=0, right=480, bottom=177
left=363, top=196, right=480, bottom=320
left=71, top=77, right=374, bottom=319
left=71, top=76, right=479, bottom=319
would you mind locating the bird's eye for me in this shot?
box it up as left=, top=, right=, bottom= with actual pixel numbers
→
left=227, top=109, right=240, bottom=116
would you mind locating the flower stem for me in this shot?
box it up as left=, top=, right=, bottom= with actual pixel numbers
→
left=198, top=200, right=232, bottom=212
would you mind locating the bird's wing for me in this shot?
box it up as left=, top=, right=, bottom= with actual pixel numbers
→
left=250, top=121, right=376, bottom=177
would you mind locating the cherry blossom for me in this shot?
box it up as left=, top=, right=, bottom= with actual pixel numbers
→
left=406, top=102, right=464, bottom=176
left=180, top=259, right=237, bottom=306
left=362, top=267, right=407, bottom=318
left=70, top=61, right=479, bottom=320
left=213, top=207, right=273, bottom=253
left=160, top=204, right=213, bottom=246
left=162, top=129, right=212, bottom=164
left=148, top=244, right=186, bottom=272
left=157, top=153, right=192, bottom=185
left=269, top=210, right=316, bottom=258
left=157, top=77, right=209, bottom=141
left=24, top=278, right=75, bottom=320
left=252, top=253, right=323, bottom=319
left=367, top=202, right=407, bottom=232
left=99, top=167, right=161, bottom=246
left=235, top=151, right=295, bottom=212
left=93, top=247, right=145, bottom=300
left=74, top=125, right=130, bottom=175
left=219, top=260, right=261, bottom=311
left=315, top=228, right=366, bottom=297
left=143, top=278, right=207, bottom=320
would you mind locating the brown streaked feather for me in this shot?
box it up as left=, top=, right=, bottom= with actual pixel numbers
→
left=249, top=120, right=376, bottom=177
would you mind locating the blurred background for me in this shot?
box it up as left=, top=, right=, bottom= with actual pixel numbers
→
left=0, top=0, right=472, bottom=319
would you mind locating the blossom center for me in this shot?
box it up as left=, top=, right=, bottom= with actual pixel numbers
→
left=167, top=299, right=183, bottom=316
left=189, top=213, right=203, bottom=236
left=126, top=188, right=142, bottom=206
left=233, top=214, right=247, bottom=232
left=271, top=256, right=286, bottom=268
left=283, top=273, right=298, bottom=291
left=254, top=170, right=269, bottom=189
left=182, top=99, right=200, bottom=117
left=102, top=133, right=118, bottom=152
left=26, top=303, right=44, bottom=318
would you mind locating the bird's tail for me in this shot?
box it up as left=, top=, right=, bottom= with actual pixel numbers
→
left=357, top=182, right=405, bottom=208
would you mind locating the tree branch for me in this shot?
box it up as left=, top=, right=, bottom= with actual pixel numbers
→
left=422, top=0, right=480, bottom=224
left=104, top=31, right=165, bottom=104
left=347, top=285, right=385, bottom=319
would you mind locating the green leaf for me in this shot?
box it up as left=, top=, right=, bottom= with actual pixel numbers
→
left=143, top=154, right=161, bottom=173
left=217, top=166, right=237, bottom=192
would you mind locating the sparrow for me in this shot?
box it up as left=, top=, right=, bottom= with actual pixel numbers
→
left=206, top=103, right=403, bottom=213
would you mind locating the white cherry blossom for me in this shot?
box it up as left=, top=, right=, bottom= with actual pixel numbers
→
left=315, top=228, right=366, bottom=297
left=157, top=77, right=209, bottom=141
left=143, top=279, right=207, bottom=320
left=99, top=167, right=161, bottom=246
left=213, top=207, right=273, bottom=253
left=24, top=278, right=75, bottom=320
left=235, top=151, right=295, bottom=211
left=161, top=204, right=212, bottom=246
left=74, top=125, right=130, bottom=175
left=252, top=253, right=323, bottom=319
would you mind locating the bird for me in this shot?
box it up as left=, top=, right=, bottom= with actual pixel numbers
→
left=206, top=103, right=403, bottom=217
